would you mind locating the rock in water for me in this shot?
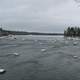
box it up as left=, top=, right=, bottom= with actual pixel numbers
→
left=0, top=69, right=6, bottom=74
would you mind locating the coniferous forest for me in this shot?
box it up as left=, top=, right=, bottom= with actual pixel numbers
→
left=64, top=27, right=80, bottom=37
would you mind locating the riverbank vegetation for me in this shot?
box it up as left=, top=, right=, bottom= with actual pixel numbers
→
left=64, top=27, right=80, bottom=37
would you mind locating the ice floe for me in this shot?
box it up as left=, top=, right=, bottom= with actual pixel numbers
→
left=41, top=49, right=46, bottom=52
left=0, top=69, right=6, bottom=74
left=12, top=53, right=19, bottom=56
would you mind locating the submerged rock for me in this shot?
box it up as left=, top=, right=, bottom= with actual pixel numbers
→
left=0, top=69, right=6, bottom=74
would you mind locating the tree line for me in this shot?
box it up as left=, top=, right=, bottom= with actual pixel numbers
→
left=64, top=27, right=80, bottom=37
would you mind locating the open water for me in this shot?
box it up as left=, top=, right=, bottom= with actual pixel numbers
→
left=0, top=35, right=80, bottom=80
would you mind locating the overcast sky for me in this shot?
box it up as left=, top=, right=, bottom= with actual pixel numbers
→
left=0, top=0, right=80, bottom=32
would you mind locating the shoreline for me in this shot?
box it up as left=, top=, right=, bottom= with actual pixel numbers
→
left=0, top=29, right=64, bottom=36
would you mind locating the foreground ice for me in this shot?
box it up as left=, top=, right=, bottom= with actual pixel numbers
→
left=0, top=69, right=6, bottom=74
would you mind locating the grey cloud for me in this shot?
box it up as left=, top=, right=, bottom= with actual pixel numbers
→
left=74, top=0, right=80, bottom=3
left=0, top=0, right=80, bottom=32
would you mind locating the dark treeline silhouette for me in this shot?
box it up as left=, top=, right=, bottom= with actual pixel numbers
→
left=0, top=28, right=9, bottom=36
left=0, top=27, right=64, bottom=36
left=64, top=27, right=80, bottom=37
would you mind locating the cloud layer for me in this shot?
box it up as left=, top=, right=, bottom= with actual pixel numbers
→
left=0, top=0, right=80, bottom=32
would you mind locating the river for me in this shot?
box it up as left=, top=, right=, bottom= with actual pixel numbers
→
left=0, top=35, right=80, bottom=80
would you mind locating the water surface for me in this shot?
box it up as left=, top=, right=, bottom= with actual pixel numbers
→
left=0, top=35, right=80, bottom=80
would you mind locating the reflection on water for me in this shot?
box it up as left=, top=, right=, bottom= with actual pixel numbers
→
left=0, top=35, right=80, bottom=80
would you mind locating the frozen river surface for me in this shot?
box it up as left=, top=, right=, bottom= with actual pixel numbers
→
left=0, top=35, right=80, bottom=80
